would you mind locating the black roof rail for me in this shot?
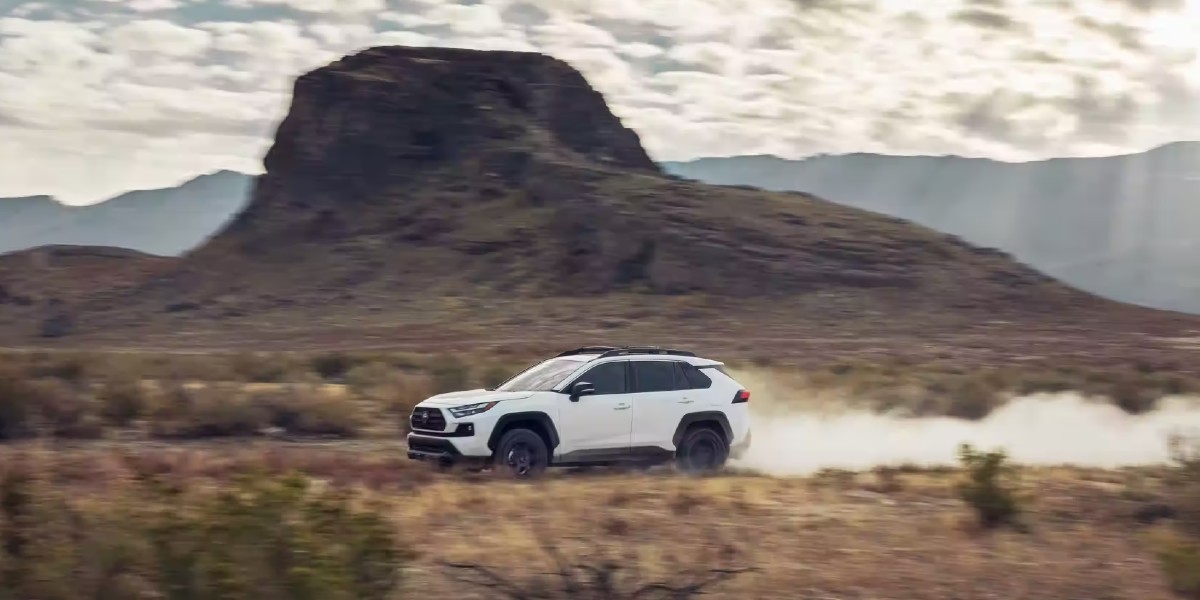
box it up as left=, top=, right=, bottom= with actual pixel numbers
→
left=596, top=346, right=696, bottom=358
left=556, top=346, right=620, bottom=357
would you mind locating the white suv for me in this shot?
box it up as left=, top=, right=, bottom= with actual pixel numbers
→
left=406, top=346, right=751, bottom=478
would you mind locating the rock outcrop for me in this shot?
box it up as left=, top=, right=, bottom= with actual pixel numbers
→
left=9, top=45, right=1195, bottom=346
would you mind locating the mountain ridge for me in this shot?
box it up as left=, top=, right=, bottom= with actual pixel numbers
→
left=667, top=139, right=1200, bottom=166
left=664, top=142, right=1200, bottom=313
left=1, top=45, right=1197, bottom=368
left=0, top=169, right=254, bottom=257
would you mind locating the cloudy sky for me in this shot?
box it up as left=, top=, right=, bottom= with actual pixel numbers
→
left=0, top=0, right=1198, bottom=204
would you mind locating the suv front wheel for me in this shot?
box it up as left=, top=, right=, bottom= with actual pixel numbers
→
left=493, top=428, right=549, bottom=479
left=675, top=425, right=729, bottom=474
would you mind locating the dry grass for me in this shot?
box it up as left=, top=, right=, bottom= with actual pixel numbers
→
left=1, top=350, right=1198, bottom=445
left=0, top=442, right=1188, bottom=599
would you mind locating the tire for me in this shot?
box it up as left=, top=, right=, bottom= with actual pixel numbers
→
left=674, top=426, right=729, bottom=474
left=493, top=428, right=550, bottom=479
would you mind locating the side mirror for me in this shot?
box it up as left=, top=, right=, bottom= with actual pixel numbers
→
left=569, top=381, right=596, bottom=402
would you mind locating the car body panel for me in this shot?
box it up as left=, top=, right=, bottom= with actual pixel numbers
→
left=407, top=350, right=751, bottom=465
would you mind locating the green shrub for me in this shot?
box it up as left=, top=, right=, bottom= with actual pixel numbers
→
left=0, top=468, right=412, bottom=600
left=956, top=443, right=1021, bottom=528
left=145, top=473, right=410, bottom=600
left=1154, top=529, right=1200, bottom=599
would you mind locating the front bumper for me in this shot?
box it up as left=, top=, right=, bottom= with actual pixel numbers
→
left=406, top=431, right=492, bottom=463
left=406, top=434, right=462, bottom=462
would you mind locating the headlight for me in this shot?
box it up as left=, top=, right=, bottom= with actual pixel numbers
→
left=448, top=401, right=499, bottom=418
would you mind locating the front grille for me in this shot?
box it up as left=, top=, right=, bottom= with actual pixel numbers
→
left=410, top=407, right=446, bottom=432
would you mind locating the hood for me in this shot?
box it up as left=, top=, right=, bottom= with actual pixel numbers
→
left=420, top=389, right=535, bottom=407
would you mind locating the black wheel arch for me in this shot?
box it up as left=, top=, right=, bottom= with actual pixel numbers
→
left=672, top=411, right=733, bottom=448
left=487, top=412, right=561, bottom=452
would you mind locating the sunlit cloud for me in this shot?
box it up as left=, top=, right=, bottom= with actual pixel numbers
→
left=0, top=0, right=1197, bottom=203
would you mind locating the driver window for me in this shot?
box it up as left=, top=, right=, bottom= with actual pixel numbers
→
left=578, top=361, right=628, bottom=395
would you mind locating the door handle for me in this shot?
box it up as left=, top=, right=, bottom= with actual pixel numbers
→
left=678, top=399, right=694, bottom=404
left=614, top=405, right=630, bottom=411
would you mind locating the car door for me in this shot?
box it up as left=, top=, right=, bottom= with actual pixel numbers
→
left=628, top=360, right=690, bottom=450
left=555, top=360, right=633, bottom=459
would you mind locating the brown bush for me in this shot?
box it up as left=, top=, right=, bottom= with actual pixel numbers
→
left=429, top=355, right=471, bottom=394
left=29, top=379, right=104, bottom=439
left=0, top=366, right=38, bottom=440
left=229, top=352, right=290, bottom=383
left=97, top=377, right=148, bottom=426
left=259, top=389, right=364, bottom=437
left=148, top=386, right=269, bottom=439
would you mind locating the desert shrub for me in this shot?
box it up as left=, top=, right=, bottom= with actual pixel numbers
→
left=0, top=367, right=37, bottom=440
left=429, top=356, right=471, bottom=394
left=944, top=378, right=1001, bottom=420
left=29, top=380, right=103, bottom=440
left=310, top=352, right=360, bottom=381
left=1155, top=529, right=1200, bottom=599
left=387, top=375, right=436, bottom=418
left=956, top=443, right=1021, bottom=528
left=97, top=378, right=148, bottom=426
left=1155, top=434, right=1200, bottom=597
left=143, top=473, right=410, bottom=600
left=0, top=467, right=412, bottom=600
left=1110, top=377, right=1160, bottom=414
left=24, top=356, right=87, bottom=383
left=229, top=352, right=288, bottom=383
left=259, top=389, right=363, bottom=437
left=345, top=362, right=398, bottom=400
left=1167, top=434, right=1200, bottom=536
left=149, top=387, right=268, bottom=439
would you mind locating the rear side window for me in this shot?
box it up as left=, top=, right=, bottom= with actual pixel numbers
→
left=699, top=365, right=730, bottom=377
left=579, top=361, right=628, bottom=395
left=677, top=362, right=712, bottom=389
left=632, top=361, right=676, bottom=393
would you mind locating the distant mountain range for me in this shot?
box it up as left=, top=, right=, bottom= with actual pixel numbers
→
left=663, top=142, right=1200, bottom=314
left=2, top=136, right=1198, bottom=316
left=0, top=169, right=252, bottom=257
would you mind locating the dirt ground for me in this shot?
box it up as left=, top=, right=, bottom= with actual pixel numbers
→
left=4, top=442, right=1184, bottom=599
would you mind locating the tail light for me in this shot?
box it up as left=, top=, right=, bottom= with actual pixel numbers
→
left=733, top=389, right=750, bottom=404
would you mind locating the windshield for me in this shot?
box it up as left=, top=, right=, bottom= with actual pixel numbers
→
left=495, top=358, right=583, bottom=392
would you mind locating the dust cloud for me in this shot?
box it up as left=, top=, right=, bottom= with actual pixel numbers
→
left=729, top=369, right=1200, bottom=476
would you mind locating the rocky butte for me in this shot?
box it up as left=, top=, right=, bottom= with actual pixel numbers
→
left=8, top=45, right=1199, bottom=357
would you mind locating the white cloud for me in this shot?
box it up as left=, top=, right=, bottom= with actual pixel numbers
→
left=1, top=0, right=1200, bottom=203
left=105, top=20, right=212, bottom=57
left=223, top=0, right=385, bottom=14
left=90, top=0, right=186, bottom=11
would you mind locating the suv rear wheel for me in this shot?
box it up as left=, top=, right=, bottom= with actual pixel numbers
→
left=493, top=427, right=549, bottom=479
left=675, top=425, right=728, bottom=474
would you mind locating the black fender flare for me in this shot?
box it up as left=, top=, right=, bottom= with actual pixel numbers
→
left=487, top=412, right=561, bottom=451
left=672, top=411, right=733, bottom=448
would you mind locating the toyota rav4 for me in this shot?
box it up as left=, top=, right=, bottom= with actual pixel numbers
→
left=406, top=346, right=751, bottom=478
